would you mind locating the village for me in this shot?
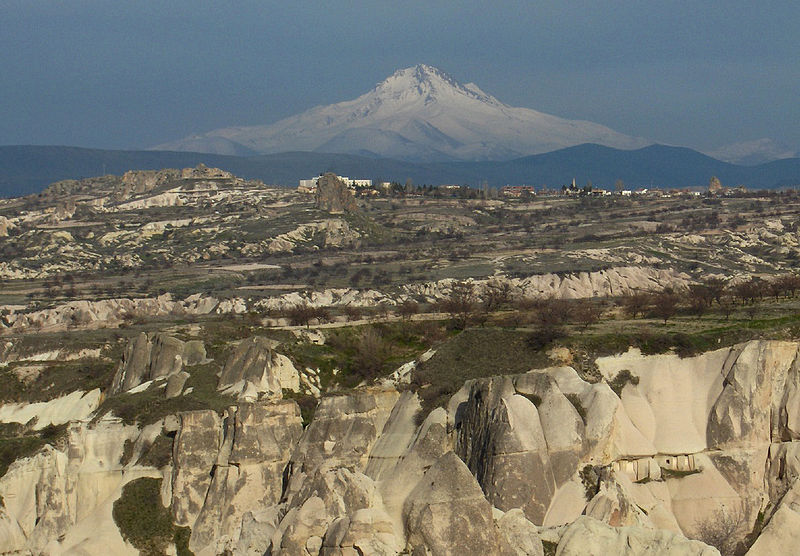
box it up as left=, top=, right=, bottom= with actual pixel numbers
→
left=298, top=173, right=749, bottom=199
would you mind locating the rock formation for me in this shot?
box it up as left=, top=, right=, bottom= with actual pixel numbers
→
left=217, top=336, right=301, bottom=400
left=5, top=339, right=800, bottom=553
left=315, top=173, right=358, bottom=214
left=110, top=332, right=207, bottom=394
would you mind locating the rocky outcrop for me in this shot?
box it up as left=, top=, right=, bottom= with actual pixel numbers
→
left=4, top=340, right=800, bottom=554
left=554, top=516, right=719, bottom=555
left=315, top=173, right=358, bottom=214
left=0, top=216, right=14, bottom=237
left=406, top=266, right=690, bottom=303
left=188, top=402, right=303, bottom=553
left=2, top=293, right=219, bottom=333
left=288, top=389, right=399, bottom=479
left=0, top=389, right=102, bottom=429
left=0, top=416, right=160, bottom=555
left=110, top=332, right=207, bottom=394
left=266, top=219, right=362, bottom=253
left=403, top=451, right=513, bottom=554
left=217, top=336, right=300, bottom=401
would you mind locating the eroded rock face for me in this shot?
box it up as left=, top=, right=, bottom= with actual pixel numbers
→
left=2, top=293, right=219, bottom=333
left=403, top=451, right=512, bottom=554
left=171, top=410, right=223, bottom=526
left=555, top=516, right=719, bottom=556
left=167, top=401, right=304, bottom=554
left=497, top=509, right=544, bottom=556
left=455, top=376, right=557, bottom=524
left=217, top=336, right=300, bottom=401
left=288, top=389, right=399, bottom=478
left=0, top=417, right=156, bottom=555
left=190, top=402, right=303, bottom=553
left=110, top=332, right=207, bottom=394
left=7, top=339, right=800, bottom=554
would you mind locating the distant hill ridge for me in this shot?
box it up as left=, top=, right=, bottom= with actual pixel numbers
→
left=1, top=144, right=799, bottom=197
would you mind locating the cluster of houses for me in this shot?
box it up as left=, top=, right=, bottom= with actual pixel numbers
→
left=297, top=175, right=377, bottom=194
left=298, top=175, right=738, bottom=199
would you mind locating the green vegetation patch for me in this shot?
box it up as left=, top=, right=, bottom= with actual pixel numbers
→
left=282, top=320, right=440, bottom=390
left=0, top=423, right=67, bottom=478
left=608, top=369, right=640, bottom=397
left=411, top=327, right=553, bottom=416
left=660, top=467, right=701, bottom=479
left=97, top=363, right=234, bottom=426
left=112, top=477, right=193, bottom=556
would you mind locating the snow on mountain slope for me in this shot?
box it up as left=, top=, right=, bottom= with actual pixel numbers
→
left=706, top=138, right=799, bottom=166
left=155, top=64, right=650, bottom=161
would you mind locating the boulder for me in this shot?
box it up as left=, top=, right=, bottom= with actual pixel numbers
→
left=556, top=516, right=720, bottom=556
left=218, top=337, right=300, bottom=401
left=165, top=370, right=190, bottom=398
left=497, top=508, right=544, bottom=556
left=402, top=451, right=512, bottom=555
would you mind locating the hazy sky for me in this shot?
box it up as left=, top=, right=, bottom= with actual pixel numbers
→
left=2, top=1, right=798, bottom=153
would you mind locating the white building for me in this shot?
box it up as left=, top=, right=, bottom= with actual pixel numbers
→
left=298, top=175, right=372, bottom=193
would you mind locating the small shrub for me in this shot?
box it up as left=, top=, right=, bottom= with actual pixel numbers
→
left=693, top=505, right=746, bottom=556
left=608, top=369, right=640, bottom=397
left=526, top=326, right=566, bottom=351
left=113, top=477, right=194, bottom=556
left=579, top=465, right=600, bottom=501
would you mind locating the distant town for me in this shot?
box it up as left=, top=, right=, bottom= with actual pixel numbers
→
left=298, top=174, right=750, bottom=199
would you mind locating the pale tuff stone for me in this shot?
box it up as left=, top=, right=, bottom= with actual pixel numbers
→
left=403, top=451, right=512, bottom=555
left=289, top=389, right=399, bottom=477
left=217, top=336, right=301, bottom=401
left=497, top=508, right=544, bottom=556
left=165, top=370, right=190, bottom=398
left=557, top=516, right=720, bottom=556
left=455, top=376, right=557, bottom=524
left=184, top=401, right=303, bottom=554
left=171, top=410, right=222, bottom=526
left=110, top=332, right=208, bottom=394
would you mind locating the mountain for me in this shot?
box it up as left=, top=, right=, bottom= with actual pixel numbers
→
left=3, top=144, right=800, bottom=197
left=154, top=64, right=650, bottom=161
left=706, top=138, right=799, bottom=166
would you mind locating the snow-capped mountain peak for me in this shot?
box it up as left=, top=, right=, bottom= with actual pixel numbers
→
left=372, top=64, right=500, bottom=106
left=154, top=64, right=650, bottom=161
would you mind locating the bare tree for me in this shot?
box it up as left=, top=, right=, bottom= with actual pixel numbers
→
left=352, top=327, right=389, bottom=379
left=533, top=296, right=572, bottom=327
left=718, top=295, right=735, bottom=321
left=481, top=279, right=515, bottom=313
left=693, top=505, right=746, bottom=556
left=343, top=305, right=363, bottom=322
left=397, top=299, right=420, bottom=320
left=439, top=281, right=478, bottom=330
left=573, top=301, right=603, bottom=329
left=622, top=292, right=649, bottom=319
left=285, top=303, right=316, bottom=328
left=652, top=288, right=680, bottom=324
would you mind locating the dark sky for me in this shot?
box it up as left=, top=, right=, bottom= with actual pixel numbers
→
left=2, top=1, right=798, bottom=153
